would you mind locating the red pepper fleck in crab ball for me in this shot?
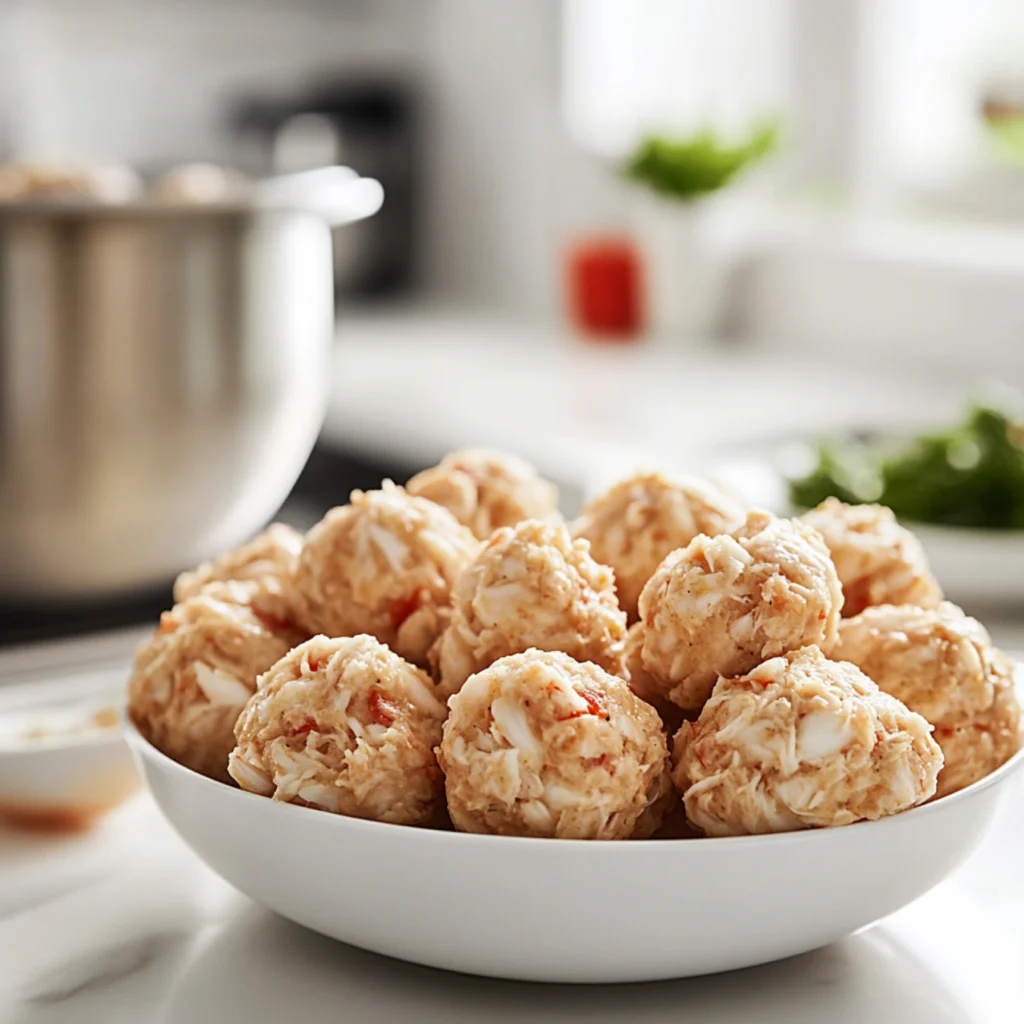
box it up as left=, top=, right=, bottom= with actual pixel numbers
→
left=438, top=649, right=673, bottom=840
left=229, top=635, right=448, bottom=826
left=292, top=482, right=480, bottom=668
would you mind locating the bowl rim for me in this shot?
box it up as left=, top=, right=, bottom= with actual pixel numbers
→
left=123, top=714, right=1024, bottom=852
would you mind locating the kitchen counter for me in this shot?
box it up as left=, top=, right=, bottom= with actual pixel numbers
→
left=1, top=782, right=1023, bottom=1023
left=324, top=307, right=969, bottom=509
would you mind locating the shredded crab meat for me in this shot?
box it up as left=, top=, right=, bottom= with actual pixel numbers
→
left=802, top=498, right=942, bottom=616
left=834, top=602, right=1022, bottom=796
left=127, top=589, right=291, bottom=781
left=571, top=472, right=744, bottom=622
left=435, top=519, right=627, bottom=697
left=172, top=523, right=304, bottom=632
left=192, top=662, right=254, bottom=706
left=229, top=634, right=446, bottom=826
left=637, top=510, right=843, bottom=713
left=292, top=482, right=479, bottom=668
left=439, top=649, right=673, bottom=840
left=672, top=646, right=943, bottom=836
left=406, top=449, right=559, bottom=540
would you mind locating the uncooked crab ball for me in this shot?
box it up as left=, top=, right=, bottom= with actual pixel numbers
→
left=834, top=602, right=1022, bottom=796
left=128, top=585, right=292, bottom=781
left=438, top=649, right=673, bottom=839
left=572, top=472, right=744, bottom=622
left=801, top=498, right=942, bottom=617
left=173, top=523, right=304, bottom=632
left=435, top=519, right=627, bottom=697
left=228, top=635, right=447, bottom=826
left=622, top=622, right=681, bottom=730
left=834, top=602, right=1004, bottom=728
left=406, top=449, right=559, bottom=540
left=673, top=646, right=943, bottom=836
left=638, top=510, right=843, bottom=712
left=932, top=678, right=1022, bottom=799
left=293, top=482, right=480, bottom=667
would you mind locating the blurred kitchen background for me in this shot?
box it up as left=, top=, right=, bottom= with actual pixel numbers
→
left=4, top=0, right=1024, bottom=651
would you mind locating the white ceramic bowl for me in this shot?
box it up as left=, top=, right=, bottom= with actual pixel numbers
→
left=125, top=719, right=1024, bottom=984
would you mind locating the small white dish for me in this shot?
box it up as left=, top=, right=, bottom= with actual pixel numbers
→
left=906, top=524, right=1024, bottom=606
left=125, top=717, right=1024, bottom=983
left=0, top=674, right=139, bottom=830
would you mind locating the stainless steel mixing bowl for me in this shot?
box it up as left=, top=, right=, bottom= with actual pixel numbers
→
left=0, top=175, right=381, bottom=599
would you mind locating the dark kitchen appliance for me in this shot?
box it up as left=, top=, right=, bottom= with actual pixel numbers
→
left=234, top=77, right=417, bottom=299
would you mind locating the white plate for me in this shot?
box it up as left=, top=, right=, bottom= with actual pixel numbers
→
left=125, top=719, right=1024, bottom=983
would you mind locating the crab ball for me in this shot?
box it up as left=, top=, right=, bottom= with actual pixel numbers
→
left=173, top=523, right=304, bottom=633
left=623, top=623, right=682, bottom=731
left=834, top=602, right=1022, bottom=796
left=229, top=635, right=447, bottom=825
left=435, top=520, right=627, bottom=697
left=128, top=586, right=292, bottom=781
left=833, top=602, right=1004, bottom=728
left=293, top=482, right=480, bottom=667
left=933, top=676, right=1022, bottom=799
left=572, top=472, right=744, bottom=622
left=439, top=649, right=673, bottom=839
left=801, top=498, right=942, bottom=617
left=406, top=449, right=559, bottom=540
left=673, top=646, right=943, bottom=836
left=638, top=510, right=843, bottom=712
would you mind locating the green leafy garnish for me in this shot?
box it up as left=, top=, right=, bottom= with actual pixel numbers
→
left=789, top=404, right=1024, bottom=530
left=623, top=121, right=779, bottom=202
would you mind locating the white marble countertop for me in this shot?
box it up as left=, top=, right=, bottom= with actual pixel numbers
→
left=1, top=782, right=1023, bottom=1024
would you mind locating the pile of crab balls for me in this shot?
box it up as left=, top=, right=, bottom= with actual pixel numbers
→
left=127, top=450, right=1023, bottom=840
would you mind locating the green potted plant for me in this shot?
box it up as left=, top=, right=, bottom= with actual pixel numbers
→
left=624, top=121, right=778, bottom=340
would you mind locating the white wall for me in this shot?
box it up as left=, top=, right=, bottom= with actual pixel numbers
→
left=0, top=0, right=566, bottom=315
left=418, top=0, right=564, bottom=315
left=0, top=0, right=422, bottom=166
left=562, top=0, right=794, bottom=158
